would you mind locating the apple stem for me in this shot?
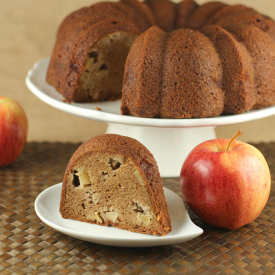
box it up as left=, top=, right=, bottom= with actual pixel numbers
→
left=225, top=129, right=243, bottom=151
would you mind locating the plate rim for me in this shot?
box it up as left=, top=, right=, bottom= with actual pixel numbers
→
left=34, top=183, right=203, bottom=247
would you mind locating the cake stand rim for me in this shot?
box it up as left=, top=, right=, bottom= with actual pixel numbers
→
left=26, top=58, right=275, bottom=129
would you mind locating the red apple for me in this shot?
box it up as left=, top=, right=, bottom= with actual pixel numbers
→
left=0, top=96, right=28, bottom=166
left=180, top=129, right=271, bottom=230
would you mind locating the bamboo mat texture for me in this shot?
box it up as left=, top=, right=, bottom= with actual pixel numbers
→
left=0, top=142, right=274, bottom=274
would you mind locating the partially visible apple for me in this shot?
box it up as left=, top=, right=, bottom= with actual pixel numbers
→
left=180, top=129, right=271, bottom=230
left=0, top=96, right=28, bottom=166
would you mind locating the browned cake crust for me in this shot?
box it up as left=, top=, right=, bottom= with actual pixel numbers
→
left=175, top=0, right=199, bottom=29
left=121, top=1, right=275, bottom=118
left=202, top=25, right=255, bottom=114
left=205, top=4, right=254, bottom=26
left=121, top=26, right=167, bottom=118
left=226, top=24, right=275, bottom=110
left=46, top=0, right=275, bottom=118
left=159, top=28, right=223, bottom=118
left=185, top=1, right=228, bottom=30
left=121, top=0, right=156, bottom=28
left=60, top=134, right=172, bottom=236
left=144, top=0, right=176, bottom=32
left=213, top=10, right=275, bottom=34
left=121, top=26, right=224, bottom=118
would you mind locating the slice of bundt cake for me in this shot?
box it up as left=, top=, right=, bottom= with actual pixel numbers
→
left=60, top=134, right=172, bottom=236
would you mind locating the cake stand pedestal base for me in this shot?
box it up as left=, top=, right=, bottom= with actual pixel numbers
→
left=106, top=124, right=217, bottom=178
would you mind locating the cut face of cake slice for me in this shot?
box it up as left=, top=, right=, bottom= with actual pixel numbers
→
left=60, top=134, right=172, bottom=236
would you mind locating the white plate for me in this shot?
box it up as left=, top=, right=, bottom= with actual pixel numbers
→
left=26, top=58, right=275, bottom=128
left=35, top=183, right=203, bottom=247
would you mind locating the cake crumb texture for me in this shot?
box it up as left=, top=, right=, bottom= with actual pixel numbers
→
left=60, top=134, right=172, bottom=236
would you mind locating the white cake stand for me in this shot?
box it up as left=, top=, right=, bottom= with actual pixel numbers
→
left=26, top=58, right=275, bottom=177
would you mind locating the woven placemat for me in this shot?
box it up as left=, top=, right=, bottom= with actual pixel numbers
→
left=0, top=142, right=274, bottom=274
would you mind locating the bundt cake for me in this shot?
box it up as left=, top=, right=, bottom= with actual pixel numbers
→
left=60, top=134, right=172, bottom=236
left=46, top=0, right=275, bottom=118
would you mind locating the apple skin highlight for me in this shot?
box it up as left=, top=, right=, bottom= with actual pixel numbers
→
left=0, top=97, right=28, bottom=167
left=180, top=139, right=271, bottom=230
